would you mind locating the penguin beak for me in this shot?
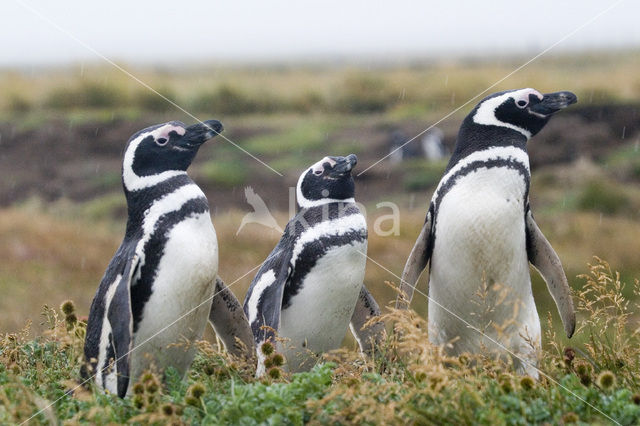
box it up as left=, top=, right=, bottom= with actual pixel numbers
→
left=333, top=154, right=358, bottom=174
left=182, top=120, right=224, bottom=145
left=530, top=91, right=577, bottom=115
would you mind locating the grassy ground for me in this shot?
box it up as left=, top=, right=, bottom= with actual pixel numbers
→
left=4, top=193, right=640, bottom=337
left=2, top=50, right=639, bottom=118
left=1, top=259, right=640, bottom=424
left=4, top=143, right=640, bottom=335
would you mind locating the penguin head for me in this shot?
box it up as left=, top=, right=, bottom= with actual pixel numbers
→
left=470, top=88, right=577, bottom=139
left=122, top=119, right=223, bottom=191
left=296, top=154, right=357, bottom=208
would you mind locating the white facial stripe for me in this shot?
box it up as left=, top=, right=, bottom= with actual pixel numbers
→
left=122, top=123, right=187, bottom=191
left=246, top=269, right=277, bottom=322
left=434, top=146, right=530, bottom=200
left=296, top=158, right=354, bottom=208
left=473, top=89, right=542, bottom=139
left=296, top=172, right=307, bottom=207
left=152, top=124, right=185, bottom=140
left=515, top=88, right=543, bottom=103
left=290, top=213, right=366, bottom=266
left=310, top=156, right=336, bottom=174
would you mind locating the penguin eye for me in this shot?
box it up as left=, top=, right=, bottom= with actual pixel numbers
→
left=516, top=100, right=528, bottom=108
left=156, top=137, right=168, bottom=146
left=313, top=170, right=323, bottom=176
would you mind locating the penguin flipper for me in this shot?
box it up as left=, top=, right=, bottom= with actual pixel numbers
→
left=209, top=276, right=255, bottom=359
left=243, top=243, right=293, bottom=347
left=107, top=254, right=139, bottom=398
left=397, top=209, right=433, bottom=309
left=350, top=285, right=385, bottom=354
left=525, top=210, right=576, bottom=337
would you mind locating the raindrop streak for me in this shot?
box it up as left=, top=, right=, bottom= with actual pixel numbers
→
left=635, top=139, right=639, bottom=152
left=599, top=213, right=603, bottom=225
left=621, top=126, right=626, bottom=139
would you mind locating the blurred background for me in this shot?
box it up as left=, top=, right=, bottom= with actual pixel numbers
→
left=1, top=1, right=639, bottom=346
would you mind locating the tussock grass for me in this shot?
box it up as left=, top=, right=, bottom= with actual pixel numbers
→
left=2, top=50, right=639, bottom=117
left=2, top=257, right=640, bottom=424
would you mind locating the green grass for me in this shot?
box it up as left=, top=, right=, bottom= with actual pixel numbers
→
left=242, top=121, right=330, bottom=156
left=89, top=172, right=123, bottom=192
left=576, top=180, right=632, bottom=215
left=80, top=193, right=127, bottom=221
left=2, top=261, right=640, bottom=424
left=604, top=143, right=640, bottom=181
left=2, top=195, right=640, bottom=424
left=198, top=160, right=249, bottom=188
left=402, top=159, right=449, bottom=190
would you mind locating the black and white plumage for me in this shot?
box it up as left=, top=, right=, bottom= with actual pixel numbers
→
left=389, top=128, right=447, bottom=164
left=243, top=155, right=384, bottom=374
left=421, top=128, right=447, bottom=161
left=83, top=120, right=253, bottom=397
left=397, top=89, right=577, bottom=376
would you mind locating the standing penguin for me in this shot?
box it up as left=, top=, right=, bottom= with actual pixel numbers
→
left=397, top=89, right=577, bottom=376
left=83, top=120, right=253, bottom=397
left=243, top=154, right=384, bottom=375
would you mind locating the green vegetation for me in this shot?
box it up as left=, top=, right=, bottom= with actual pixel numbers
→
left=189, top=84, right=316, bottom=115
left=335, top=73, right=397, bottom=113
left=80, top=193, right=127, bottom=221
left=242, top=121, right=330, bottom=156
left=199, top=160, right=248, bottom=188
left=605, top=143, right=640, bottom=181
left=2, top=50, right=639, bottom=117
left=576, top=180, right=632, bottom=215
left=403, top=159, right=449, bottom=191
left=2, top=258, right=640, bottom=424
left=44, top=83, right=128, bottom=110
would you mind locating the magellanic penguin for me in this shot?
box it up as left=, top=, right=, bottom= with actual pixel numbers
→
left=243, top=154, right=384, bottom=375
left=397, top=89, right=577, bottom=377
left=83, top=120, right=253, bottom=397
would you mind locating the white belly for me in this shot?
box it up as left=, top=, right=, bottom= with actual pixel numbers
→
left=131, top=213, right=218, bottom=383
left=278, top=240, right=367, bottom=372
left=428, top=167, right=541, bottom=367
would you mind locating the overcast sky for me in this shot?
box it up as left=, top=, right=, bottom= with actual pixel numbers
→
left=3, top=0, right=639, bottom=66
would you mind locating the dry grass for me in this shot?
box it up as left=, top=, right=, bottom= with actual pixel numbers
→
left=4, top=190, right=640, bottom=338
left=2, top=251, right=640, bottom=423
left=2, top=50, right=639, bottom=119
left=0, top=207, right=118, bottom=332
left=0, top=202, right=424, bottom=334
